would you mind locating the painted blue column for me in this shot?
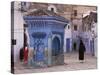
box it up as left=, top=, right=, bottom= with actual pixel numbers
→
left=47, top=34, right=52, bottom=66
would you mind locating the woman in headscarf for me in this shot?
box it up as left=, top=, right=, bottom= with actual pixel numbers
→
left=79, top=39, right=86, bottom=63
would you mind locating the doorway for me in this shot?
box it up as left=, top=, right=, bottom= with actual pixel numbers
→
left=66, top=38, right=70, bottom=52
left=52, top=36, right=61, bottom=65
left=52, top=36, right=60, bottom=56
left=73, top=42, right=77, bottom=51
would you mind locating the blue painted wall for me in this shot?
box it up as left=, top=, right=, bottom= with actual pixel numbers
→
left=24, top=16, right=68, bottom=62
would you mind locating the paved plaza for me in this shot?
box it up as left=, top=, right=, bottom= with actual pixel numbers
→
left=14, top=52, right=97, bottom=74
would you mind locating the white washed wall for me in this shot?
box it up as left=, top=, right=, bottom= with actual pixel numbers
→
left=64, top=24, right=72, bottom=52
left=14, top=2, right=24, bottom=62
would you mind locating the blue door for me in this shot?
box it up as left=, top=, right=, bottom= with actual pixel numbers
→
left=52, top=37, right=60, bottom=56
left=66, top=38, right=70, bottom=52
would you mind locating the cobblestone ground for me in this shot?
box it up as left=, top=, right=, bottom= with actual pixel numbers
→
left=14, top=52, right=97, bottom=74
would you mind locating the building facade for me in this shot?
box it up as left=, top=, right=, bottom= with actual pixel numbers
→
left=11, top=1, right=97, bottom=64
left=82, top=11, right=97, bottom=57
left=11, top=2, right=69, bottom=66
left=23, top=10, right=68, bottom=66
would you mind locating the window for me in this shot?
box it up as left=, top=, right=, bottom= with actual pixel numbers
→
left=21, top=2, right=26, bottom=6
left=51, top=8, right=54, bottom=12
left=74, top=25, right=77, bottom=31
left=74, top=10, right=77, bottom=16
left=48, top=5, right=57, bottom=13
left=21, top=2, right=26, bottom=12
left=68, top=25, right=70, bottom=29
left=12, top=39, right=16, bottom=45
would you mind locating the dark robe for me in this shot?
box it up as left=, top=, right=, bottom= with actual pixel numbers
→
left=19, top=47, right=24, bottom=62
left=79, top=40, right=86, bottom=60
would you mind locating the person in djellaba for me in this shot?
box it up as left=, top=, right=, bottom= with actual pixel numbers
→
left=78, top=39, right=86, bottom=63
